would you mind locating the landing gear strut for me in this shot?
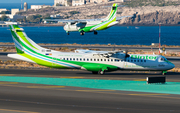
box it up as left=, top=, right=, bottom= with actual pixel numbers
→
left=80, top=31, right=85, bottom=35
left=94, top=31, right=97, bottom=35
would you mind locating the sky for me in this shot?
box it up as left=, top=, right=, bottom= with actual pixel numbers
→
left=0, top=0, right=54, bottom=3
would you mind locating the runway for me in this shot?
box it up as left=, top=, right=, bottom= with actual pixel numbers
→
left=0, top=69, right=180, bottom=113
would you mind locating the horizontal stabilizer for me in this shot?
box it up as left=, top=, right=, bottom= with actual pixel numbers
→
left=116, top=15, right=133, bottom=20
left=8, top=54, right=35, bottom=63
left=12, top=28, right=24, bottom=32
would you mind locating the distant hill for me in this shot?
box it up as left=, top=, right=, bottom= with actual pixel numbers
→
left=123, top=0, right=180, bottom=7
left=17, top=2, right=180, bottom=25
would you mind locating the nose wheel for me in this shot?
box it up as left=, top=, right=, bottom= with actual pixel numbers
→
left=162, top=71, right=167, bottom=75
left=66, top=31, right=69, bottom=35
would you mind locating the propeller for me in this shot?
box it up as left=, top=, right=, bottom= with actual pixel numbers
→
left=102, top=5, right=127, bottom=8
left=125, top=49, right=130, bottom=58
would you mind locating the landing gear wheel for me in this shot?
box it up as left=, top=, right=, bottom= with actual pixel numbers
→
left=98, top=70, right=105, bottom=75
left=94, top=31, right=97, bottom=35
left=80, top=31, right=85, bottom=35
left=162, top=72, right=166, bottom=75
left=67, top=31, right=69, bottom=35
left=92, top=71, right=98, bottom=74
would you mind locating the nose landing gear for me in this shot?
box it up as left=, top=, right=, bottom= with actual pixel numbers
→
left=162, top=71, right=167, bottom=75
left=66, top=31, right=69, bottom=35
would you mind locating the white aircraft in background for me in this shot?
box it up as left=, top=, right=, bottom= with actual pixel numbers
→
left=8, top=25, right=174, bottom=75
left=44, top=3, right=133, bottom=35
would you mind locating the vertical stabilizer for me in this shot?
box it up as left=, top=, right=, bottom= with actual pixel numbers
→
left=9, top=25, right=43, bottom=54
left=104, top=3, right=118, bottom=21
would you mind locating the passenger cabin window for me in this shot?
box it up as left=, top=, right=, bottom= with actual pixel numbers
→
left=144, top=60, right=146, bottom=62
left=104, top=59, right=106, bottom=61
left=97, top=59, right=99, bottom=61
left=87, top=59, right=89, bottom=61
left=141, top=60, right=143, bottom=62
left=94, top=59, right=96, bottom=61
left=137, top=60, right=139, bottom=62
left=73, top=58, right=75, bottom=61
left=101, top=59, right=103, bottom=61
left=70, top=58, right=72, bottom=60
left=46, top=50, right=51, bottom=52
left=83, top=58, right=85, bottom=61
left=131, top=60, right=133, bottom=62
left=63, top=58, right=65, bottom=60
left=90, top=59, right=92, bottom=61
left=80, top=58, right=82, bottom=61
left=111, top=59, right=113, bottom=62
left=108, top=59, right=109, bottom=62
left=67, top=58, right=68, bottom=60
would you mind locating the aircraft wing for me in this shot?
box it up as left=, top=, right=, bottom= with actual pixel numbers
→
left=43, top=18, right=102, bottom=23
left=116, top=15, right=133, bottom=20
left=75, top=49, right=124, bottom=57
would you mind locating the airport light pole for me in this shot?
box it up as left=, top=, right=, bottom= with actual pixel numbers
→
left=158, top=23, right=161, bottom=54
left=21, top=0, right=23, bottom=9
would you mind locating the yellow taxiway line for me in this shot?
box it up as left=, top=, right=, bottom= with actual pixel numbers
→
left=0, top=108, right=39, bottom=113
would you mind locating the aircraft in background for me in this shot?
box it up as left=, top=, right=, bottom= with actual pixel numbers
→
left=44, top=3, right=133, bottom=35
left=8, top=25, right=174, bottom=75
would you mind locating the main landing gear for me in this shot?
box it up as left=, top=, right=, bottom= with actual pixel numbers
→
left=98, top=70, right=105, bottom=75
left=80, top=30, right=85, bottom=35
left=92, top=70, right=105, bottom=75
left=92, top=71, right=98, bottom=74
left=94, top=31, right=97, bottom=35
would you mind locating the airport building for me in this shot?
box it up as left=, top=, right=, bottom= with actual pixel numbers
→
left=24, top=2, right=28, bottom=11
left=0, top=9, right=8, bottom=13
left=0, top=9, right=25, bottom=21
left=72, top=0, right=85, bottom=6
left=54, top=0, right=66, bottom=6
left=31, top=5, right=51, bottom=10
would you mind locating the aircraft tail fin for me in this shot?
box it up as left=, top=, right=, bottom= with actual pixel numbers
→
left=104, top=3, right=118, bottom=21
left=9, top=25, right=43, bottom=54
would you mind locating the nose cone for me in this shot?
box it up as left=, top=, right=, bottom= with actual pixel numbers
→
left=169, top=63, right=175, bottom=70
left=63, top=25, right=68, bottom=31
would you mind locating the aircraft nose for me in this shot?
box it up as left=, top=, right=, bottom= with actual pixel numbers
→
left=63, top=25, right=68, bottom=31
left=169, top=63, right=175, bottom=69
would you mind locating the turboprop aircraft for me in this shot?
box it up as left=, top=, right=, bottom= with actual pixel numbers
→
left=44, top=3, right=133, bottom=35
left=8, top=25, right=174, bottom=75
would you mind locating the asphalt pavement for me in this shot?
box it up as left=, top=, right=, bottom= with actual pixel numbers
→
left=0, top=69, right=180, bottom=113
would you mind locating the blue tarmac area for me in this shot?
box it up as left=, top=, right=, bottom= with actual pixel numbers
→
left=0, top=76, right=180, bottom=95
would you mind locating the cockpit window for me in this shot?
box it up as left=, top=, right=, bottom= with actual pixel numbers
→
left=159, top=57, right=167, bottom=61
left=160, top=58, right=164, bottom=61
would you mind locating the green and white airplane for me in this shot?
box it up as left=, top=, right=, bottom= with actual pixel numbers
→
left=8, top=25, right=174, bottom=75
left=44, top=3, right=132, bottom=35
